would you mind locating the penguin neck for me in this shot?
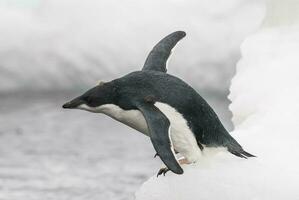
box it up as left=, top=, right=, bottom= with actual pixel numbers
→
left=100, top=104, right=149, bottom=134
left=80, top=103, right=149, bottom=135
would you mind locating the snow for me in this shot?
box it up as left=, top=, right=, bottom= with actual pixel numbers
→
left=135, top=2, right=299, bottom=200
left=0, top=0, right=264, bottom=93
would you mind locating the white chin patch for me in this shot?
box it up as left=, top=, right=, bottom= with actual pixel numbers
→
left=78, top=104, right=112, bottom=113
left=78, top=104, right=99, bottom=112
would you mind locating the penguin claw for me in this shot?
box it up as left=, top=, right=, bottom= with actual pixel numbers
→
left=154, top=153, right=159, bottom=158
left=157, top=167, right=169, bottom=177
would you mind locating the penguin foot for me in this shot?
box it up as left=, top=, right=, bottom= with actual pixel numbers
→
left=157, top=167, right=169, bottom=177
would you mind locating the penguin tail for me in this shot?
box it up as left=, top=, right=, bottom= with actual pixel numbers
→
left=228, top=148, right=256, bottom=159
left=225, top=136, right=256, bottom=159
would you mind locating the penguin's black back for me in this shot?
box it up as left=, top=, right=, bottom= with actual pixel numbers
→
left=113, top=70, right=240, bottom=150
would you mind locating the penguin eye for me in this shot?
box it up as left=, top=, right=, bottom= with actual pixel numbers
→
left=86, top=96, right=100, bottom=107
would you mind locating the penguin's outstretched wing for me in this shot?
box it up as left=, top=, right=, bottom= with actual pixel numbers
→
left=136, top=102, right=184, bottom=174
left=142, top=31, right=186, bottom=73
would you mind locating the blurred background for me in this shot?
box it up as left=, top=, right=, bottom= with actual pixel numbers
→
left=0, top=0, right=265, bottom=199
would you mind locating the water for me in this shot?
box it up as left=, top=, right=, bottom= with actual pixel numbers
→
left=0, top=92, right=158, bottom=200
left=0, top=91, right=231, bottom=200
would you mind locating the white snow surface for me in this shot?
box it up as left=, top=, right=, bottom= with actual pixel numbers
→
left=135, top=25, right=299, bottom=200
left=0, top=0, right=264, bottom=93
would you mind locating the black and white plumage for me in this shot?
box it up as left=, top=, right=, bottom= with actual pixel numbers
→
left=63, top=31, right=255, bottom=175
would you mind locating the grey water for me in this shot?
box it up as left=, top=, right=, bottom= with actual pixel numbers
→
left=0, top=91, right=231, bottom=200
left=0, top=92, right=156, bottom=200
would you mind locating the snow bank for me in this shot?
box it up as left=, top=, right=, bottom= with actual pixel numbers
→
left=135, top=4, right=299, bottom=200
left=0, top=0, right=264, bottom=92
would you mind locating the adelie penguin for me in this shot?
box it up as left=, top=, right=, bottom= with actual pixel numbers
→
left=62, top=31, right=255, bottom=176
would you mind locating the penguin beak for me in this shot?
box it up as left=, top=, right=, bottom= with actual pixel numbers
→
left=62, top=98, right=84, bottom=109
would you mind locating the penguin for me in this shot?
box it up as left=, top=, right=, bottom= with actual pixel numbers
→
left=62, top=31, right=255, bottom=176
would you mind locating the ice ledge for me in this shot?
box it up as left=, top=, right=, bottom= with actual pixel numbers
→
left=135, top=156, right=262, bottom=200
left=135, top=27, right=299, bottom=199
left=135, top=1, right=299, bottom=199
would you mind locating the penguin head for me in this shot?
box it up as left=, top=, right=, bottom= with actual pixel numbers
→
left=62, top=81, right=117, bottom=112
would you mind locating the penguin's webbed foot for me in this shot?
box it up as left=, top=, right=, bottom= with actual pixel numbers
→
left=157, top=167, right=170, bottom=177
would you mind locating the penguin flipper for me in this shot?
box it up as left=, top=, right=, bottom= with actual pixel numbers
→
left=142, top=31, right=186, bottom=73
left=136, top=102, right=184, bottom=175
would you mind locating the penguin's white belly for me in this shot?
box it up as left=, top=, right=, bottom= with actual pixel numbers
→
left=154, top=102, right=202, bottom=163
left=87, top=103, right=202, bottom=163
